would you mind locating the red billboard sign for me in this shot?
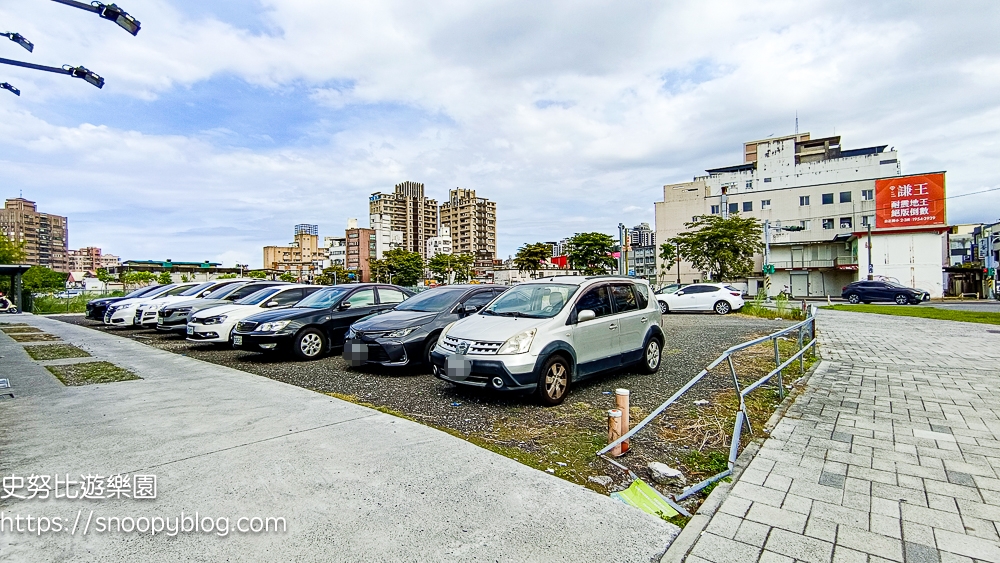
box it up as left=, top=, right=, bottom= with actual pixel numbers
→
left=875, top=173, right=946, bottom=229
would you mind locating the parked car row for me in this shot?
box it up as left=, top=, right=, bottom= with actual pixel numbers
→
left=87, top=275, right=667, bottom=406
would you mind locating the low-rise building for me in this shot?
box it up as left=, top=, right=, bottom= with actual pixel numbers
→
left=68, top=247, right=121, bottom=272
left=120, top=260, right=230, bottom=282
left=263, top=224, right=327, bottom=280
left=426, top=226, right=453, bottom=258
left=627, top=245, right=658, bottom=282
left=323, top=236, right=347, bottom=268
left=345, top=219, right=376, bottom=282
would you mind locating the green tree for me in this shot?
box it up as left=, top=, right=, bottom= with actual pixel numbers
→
left=513, top=243, right=552, bottom=278
left=121, top=270, right=155, bottom=290
left=215, top=273, right=235, bottom=279
left=0, top=235, right=26, bottom=264
left=368, top=257, right=389, bottom=283
left=566, top=232, right=617, bottom=275
left=96, top=268, right=116, bottom=292
left=156, top=271, right=173, bottom=285
left=315, top=264, right=351, bottom=285
left=279, top=271, right=298, bottom=282
left=671, top=214, right=763, bottom=281
left=22, top=266, right=68, bottom=292
left=378, top=249, right=424, bottom=286
left=427, top=253, right=475, bottom=283
left=658, top=242, right=678, bottom=283
left=247, top=270, right=267, bottom=279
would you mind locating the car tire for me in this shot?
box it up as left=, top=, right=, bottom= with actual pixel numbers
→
left=638, top=337, right=662, bottom=374
left=536, top=355, right=571, bottom=407
left=847, top=294, right=860, bottom=304
left=894, top=294, right=908, bottom=305
left=422, top=335, right=439, bottom=366
left=713, top=300, right=732, bottom=315
left=863, top=301, right=871, bottom=305
left=293, top=328, right=326, bottom=360
left=659, top=301, right=669, bottom=314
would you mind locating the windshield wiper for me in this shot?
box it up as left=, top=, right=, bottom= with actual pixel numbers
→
left=480, top=309, right=497, bottom=316
left=496, top=311, right=527, bottom=318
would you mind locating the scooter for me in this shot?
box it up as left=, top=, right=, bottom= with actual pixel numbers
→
left=0, top=298, right=18, bottom=314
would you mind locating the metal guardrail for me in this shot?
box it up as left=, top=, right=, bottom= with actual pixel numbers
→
left=598, top=305, right=818, bottom=502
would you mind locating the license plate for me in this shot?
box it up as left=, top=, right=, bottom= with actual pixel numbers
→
left=186, top=325, right=194, bottom=335
left=233, top=335, right=242, bottom=346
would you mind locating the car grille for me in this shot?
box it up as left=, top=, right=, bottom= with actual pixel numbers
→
left=355, top=330, right=387, bottom=340
left=440, top=335, right=502, bottom=355
left=236, top=321, right=258, bottom=332
left=367, top=344, right=391, bottom=362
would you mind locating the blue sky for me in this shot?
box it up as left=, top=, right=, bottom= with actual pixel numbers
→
left=1, top=0, right=999, bottom=267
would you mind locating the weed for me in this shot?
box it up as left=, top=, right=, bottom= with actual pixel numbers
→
left=25, top=344, right=91, bottom=361
left=46, top=362, right=140, bottom=386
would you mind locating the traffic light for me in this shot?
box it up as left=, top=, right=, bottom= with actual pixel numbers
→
left=990, top=268, right=996, bottom=277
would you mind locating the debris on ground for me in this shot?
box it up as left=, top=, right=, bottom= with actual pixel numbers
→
left=648, top=462, right=686, bottom=486
left=693, top=399, right=710, bottom=406
left=587, top=475, right=613, bottom=488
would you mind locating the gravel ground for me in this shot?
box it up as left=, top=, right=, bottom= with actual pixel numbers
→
left=49, top=313, right=798, bottom=507
left=51, top=314, right=792, bottom=432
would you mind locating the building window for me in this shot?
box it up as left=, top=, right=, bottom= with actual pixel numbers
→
left=761, top=199, right=771, bottom=210
left=728, top=203, right=739, bottom=214
left=800, top=220, right=811, bottom=231
left=745, top=180, right=753, bottom=189
left=840, top=217, right=853, bottom=229
left=861, top=215, right=874, bottom=227
left=862, top=189, right=874, bottom=201
left=822, top=193, right=834, bottom=205
left=822, top=219, right=834, bottom=230
left=743, top=201, right=752, bottom=212
left=710, top=205, right=720, bottom=214
left=840, top=191, right=852, bottom=203
left=799, top=195, right=810, bottom=206
left=763, top=178, right=772, bottom=183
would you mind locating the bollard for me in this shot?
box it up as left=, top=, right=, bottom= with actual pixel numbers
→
left=607, top=409, right=623, bottom=457
left=615, top=389, right=630, bottom=454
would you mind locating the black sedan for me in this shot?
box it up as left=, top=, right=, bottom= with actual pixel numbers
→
left=344, top=284, right=507, bottom=368
left=841, top=280, right=930, bottom=305
left=85, top=285, right=162, bottom=320
left=231, top=283, right=413, bottom=360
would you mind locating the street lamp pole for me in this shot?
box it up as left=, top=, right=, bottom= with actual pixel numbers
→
left=50, top=0, right=141, bottom=35
left=675, top=241, right=681, bottom=284
left=866, top=223, right=874, bottom=280
left=0, top=57, right=104, bottom=88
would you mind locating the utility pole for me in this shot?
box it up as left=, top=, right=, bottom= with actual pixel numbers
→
left=675, top=241, right=681, bottom=284
left=617, top=223, right=626, bottom=276
left=763, top=219, right=771, bottom=297
left=866, top=223, right=874, bottom=280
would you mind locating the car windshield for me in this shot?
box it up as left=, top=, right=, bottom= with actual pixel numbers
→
left=205, top=283, right=247, bottom=299
left=178, top=282, right=217, bottom=296
left=394, top=288, right=466, bottom=312
left=124, top=285, right=159, bottom=298
left=145, top=284, right=178, bottom=297
left=295, top=286, right=351, bottom=309
left=235, top=287, right=283, bottom=305
left=158, top=284, right=198, bottom=297
left=481, top=283, right=578, bottom=319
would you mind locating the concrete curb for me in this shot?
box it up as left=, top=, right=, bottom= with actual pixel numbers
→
left=660, top=357, right=825, bottom=563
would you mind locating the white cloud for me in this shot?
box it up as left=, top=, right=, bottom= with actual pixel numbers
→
left=2, top=0, right=1000, bottom=265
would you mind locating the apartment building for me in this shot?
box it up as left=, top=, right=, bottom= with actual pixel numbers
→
left=426, top=226, right=453, bottom=258
left=68, top=247, right=121, bottom=272
left=324, top=236, right=347, bottom=268
left=439, top=188, right=497, bottom=269
left=345, top=219, right=376, bottom=282
left=629, top=223, right=655, bottom=247
left=655, top=133, right=948, bottom=297
left=370, top=214, right=404, bottom=259
left=263, top=224, right=327, bottom=279
left=369, top=182, right=439, bottom=259
left=1, top=198, right=69, bottom=272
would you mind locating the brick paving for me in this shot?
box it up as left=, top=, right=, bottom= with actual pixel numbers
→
left=682, top=309, right=1000, bottom=563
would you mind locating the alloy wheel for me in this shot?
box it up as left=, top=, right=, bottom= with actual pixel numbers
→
left=659, top=301, right=668, bottom=314
left=848, top=294, right=860, bottom=304
left=895, top=294, right=908, bottom=305
left=646, top=340, right=660, bottom=370
left=545, top=362, right=568, bottom=400
left=714, top=301, right=731, bottom=315
left=300, top=333, right=323, bottom=356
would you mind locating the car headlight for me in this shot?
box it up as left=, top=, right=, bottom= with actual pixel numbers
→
left=346, top=327, right=356, bottom=340
left=497, top=328, right=537, bottom=355
left=256, top=320, right=291, bottom=332
left=385, top=326, right=419, bottom=338
left=202, top=315, right=227, bottom=325
left=440, top=321, right=457, bottom=341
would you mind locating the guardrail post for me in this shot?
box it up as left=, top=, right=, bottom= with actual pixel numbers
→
left=728, top=410, right=744, bottom=471
left=607, top=409, right=623, bottom=457
left=615, top=389, right=630, bottom=454
left=797, top=325, right=804, bottom=375
left=774, top=337, right=783, bottom=399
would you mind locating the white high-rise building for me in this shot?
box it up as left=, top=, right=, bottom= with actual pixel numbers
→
left=370, top=214, right=404, bottom=259
left=426, top=226, right=453, bottom=258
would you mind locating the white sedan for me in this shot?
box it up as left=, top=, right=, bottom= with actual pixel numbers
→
left=656, top=283, right=745, bottom=315
left=103, top=282, right=201, bottom=326
left=186, top=285, right=321, bottom=345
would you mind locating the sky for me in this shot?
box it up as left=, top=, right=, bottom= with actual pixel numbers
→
left=2, top=0, right=999, bottom=268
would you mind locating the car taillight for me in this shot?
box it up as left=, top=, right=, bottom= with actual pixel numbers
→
left=730, top=292, right=741, bottom=296
left=842, top=286, right=847, bottom=291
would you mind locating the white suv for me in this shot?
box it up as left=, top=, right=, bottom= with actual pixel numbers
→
left=430, top=276, right=664, bottom=405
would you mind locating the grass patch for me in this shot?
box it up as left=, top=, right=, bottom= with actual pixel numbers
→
left=31, top=294, right=91, bottom=314
left=739, top=292, right=808, bottom=321
left=1, top=326, right=42, bottom=334
left=8, top=332, right=61, bottom=342
left=822, top=304, right=1000, bottom=326
left=46, top=362, right=140, bottom=386
left=24, top=344, right=91, bottom=361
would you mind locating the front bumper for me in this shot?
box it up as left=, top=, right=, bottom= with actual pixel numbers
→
left=104, top=308, right=135, bottom=325
left=344, top=334, right=426, bottom=366
left=231, top=331, right=294, bottom=352
left=136, top=308, right=160, bottom=327
left=429, top=348, right=538, bottom=391
left=157, top=310, right=191, bottom=332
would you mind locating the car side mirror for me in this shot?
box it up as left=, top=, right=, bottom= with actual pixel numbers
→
left=577, top=309, right=596, bottom=323
left=339, top=301, right=352, bottom=310
left=675, top=290, right=685, bottom=296
left=265, top=300, right=279, bottom=308
left=202, top=290, right=211, bottom=296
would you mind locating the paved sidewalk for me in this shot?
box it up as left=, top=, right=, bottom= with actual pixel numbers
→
left=681, top=309, right=1000, bottom=563
left=0, top=315, right=678, bottom=562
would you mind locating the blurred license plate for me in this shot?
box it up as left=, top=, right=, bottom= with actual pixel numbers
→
left=233, top=335, right=242, bottom=346
left=186, top=325, right=194, bottom=335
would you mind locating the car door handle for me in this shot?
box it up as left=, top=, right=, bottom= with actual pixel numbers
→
left=640, top=317, right=647, bottom=323
left=608, top=324, right=617, bottom=330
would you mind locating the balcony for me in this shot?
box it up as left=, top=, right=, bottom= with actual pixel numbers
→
left=771, top=260, right=835, bottom=269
